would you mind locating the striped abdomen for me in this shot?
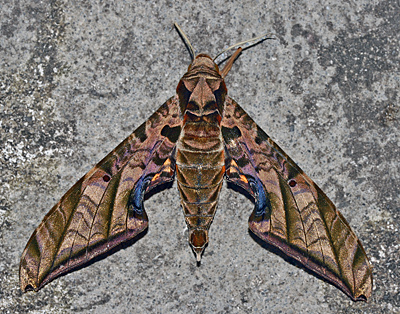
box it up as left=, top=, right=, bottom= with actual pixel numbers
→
left=176, top=119, right=225, bottom=260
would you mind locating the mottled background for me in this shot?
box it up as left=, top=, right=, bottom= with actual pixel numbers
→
left=1, top=0, right=399, bottom=313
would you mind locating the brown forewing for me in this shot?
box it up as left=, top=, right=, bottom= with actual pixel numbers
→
left=221, top=97, right=372, bottom=301
left=20, top=96, right=182, bottom=291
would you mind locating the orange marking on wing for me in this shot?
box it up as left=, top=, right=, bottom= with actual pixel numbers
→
left=227, top=160, right=248, bottom=184
left=151, top=158, right=174, bottom=182
left=239, top=174, right=248, bottom=184
left=151, top=172, right=161, bottom=182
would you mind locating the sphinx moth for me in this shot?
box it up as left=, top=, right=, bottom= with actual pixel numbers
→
left=20, top=25, right=372, bottom=301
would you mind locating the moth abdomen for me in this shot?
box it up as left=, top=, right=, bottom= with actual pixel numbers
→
left=176, top=116, right=225, bottom=261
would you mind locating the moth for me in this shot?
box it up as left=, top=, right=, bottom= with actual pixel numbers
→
left=20, top=24, right=372, bottom=301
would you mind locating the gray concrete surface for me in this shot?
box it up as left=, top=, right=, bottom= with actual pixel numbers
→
left=1, top=0, right=399, bottom=313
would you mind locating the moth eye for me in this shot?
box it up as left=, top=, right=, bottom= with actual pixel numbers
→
left=103, top=174, right=111, bottom=182
left=288, top=179, right=297, bottom=187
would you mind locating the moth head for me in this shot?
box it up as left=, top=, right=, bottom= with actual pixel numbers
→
left=173, top=23, right=272, bottom=119
left=177, top=54, right=227, bottom=118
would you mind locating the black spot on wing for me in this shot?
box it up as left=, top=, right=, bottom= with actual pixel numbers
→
left=213, top=81, right=227, bottom=115
left=255, top=125, right=269, bottom=145
left=177, top=80, right=191, bottom=114
left=221, top=126, right=242, bottom=144
left=135, top=123, right=147, bottom=143
left=236, top=155, right=250, bottom=168
left=161, top=125, right=181, bottom=143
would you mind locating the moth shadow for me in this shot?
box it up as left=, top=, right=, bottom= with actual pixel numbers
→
left=226, top=181, right=255, bottom=203
left=29, top=182, right=176, bottom=292
left=248, top=231, right=348, bottom=297
left=226, top=182, right=348, bottom=297
left=215, top=35, right=278, bottom=66
left=77, top=181, right=175, bottom=266
left=35, top=230, right=148, bottom=292
left=144, top=180, right=174, bottom=201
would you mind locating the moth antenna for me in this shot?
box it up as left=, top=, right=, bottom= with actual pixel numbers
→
left=174, top=23, right=196, bottom=61
left=220, top=47, right=243, bottom=78
left=214, top=32, right=277, bottom=75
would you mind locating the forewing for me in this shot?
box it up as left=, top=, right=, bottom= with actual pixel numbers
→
left=221, top=97, right=372, bottom=301
left=20, top=96, right=182, bottom=291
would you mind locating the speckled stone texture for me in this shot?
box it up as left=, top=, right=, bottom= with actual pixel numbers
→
left=1, top=0, right=399, bottom=313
